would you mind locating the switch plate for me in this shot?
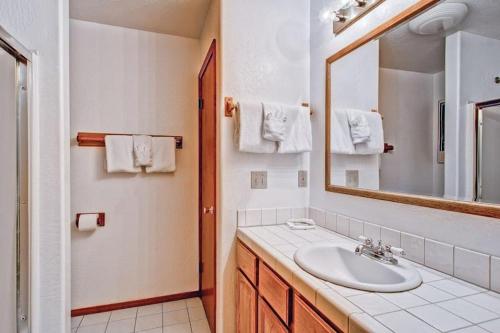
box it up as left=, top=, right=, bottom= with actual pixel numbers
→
left=298, top=170, right=308, bottom=188
left=251, top=171, right=267, bottom=189
left=346, top=170, right=359, bottom=188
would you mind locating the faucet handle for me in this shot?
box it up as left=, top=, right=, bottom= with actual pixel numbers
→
left=387, top=246, right=406, bottom=257
left=358, top=235, right=372, bottom=245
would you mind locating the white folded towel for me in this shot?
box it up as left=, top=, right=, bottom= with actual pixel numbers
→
left=331, top=109, right=356, bottom=154
left=234, top=101, right=276, bottom=153
left=145, top=137, right=176, bottom=173
left=105, top=135, right=141, bottom=173
left=133, top=135, right=153, bottom=167
left=354, top=112, right=384, bottom=155
left=347, top=111, right=371, bottom=144
left=262, top=103, right=287, bottom=142
left=277, top=105, right=312, bottom=154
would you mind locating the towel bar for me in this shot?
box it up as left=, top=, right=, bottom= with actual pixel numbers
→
left=76, top=132, right=183, bottom=149
left=224, top=97, right=313, bottom=117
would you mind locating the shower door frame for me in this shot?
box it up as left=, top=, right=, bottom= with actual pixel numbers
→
left=0, top=25, right=36, bottom=333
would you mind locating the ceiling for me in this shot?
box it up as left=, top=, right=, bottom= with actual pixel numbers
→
left=70, top=0, right=212, bottom=38
left=380, top=0, right=500, bottom=74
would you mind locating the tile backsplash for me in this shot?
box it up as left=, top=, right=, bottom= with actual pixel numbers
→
left=236, top=206, right=500, bottom=293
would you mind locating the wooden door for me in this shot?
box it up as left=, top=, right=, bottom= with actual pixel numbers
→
left=293, top=296, right=338, bottom=333
left=199, top=39, right=217, bottom=333
left=258, top=298, right=288, bottom=333
left=237, top=271, right=257, bottom=333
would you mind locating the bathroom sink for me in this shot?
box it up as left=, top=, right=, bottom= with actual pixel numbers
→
left=294, top=243, right=422, bottom=292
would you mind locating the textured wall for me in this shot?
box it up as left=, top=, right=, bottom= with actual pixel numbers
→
left=70, top=19, right=200, bottom=308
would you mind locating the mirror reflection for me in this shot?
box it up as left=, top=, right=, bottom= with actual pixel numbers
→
left=328, top=0, right=500, bottom=204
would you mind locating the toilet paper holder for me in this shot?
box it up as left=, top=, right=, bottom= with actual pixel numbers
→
left=76, top=213, right=106, bottom=228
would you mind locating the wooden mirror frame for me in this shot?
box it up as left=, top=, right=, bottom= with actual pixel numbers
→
left=325, top=0, right=500, bottom=219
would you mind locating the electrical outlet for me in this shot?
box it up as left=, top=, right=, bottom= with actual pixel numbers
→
left=251, top=171, right=267, bottom=189
left=298, top=170, right=308, bottom=188
left=346, top=170, right=359, bottom=188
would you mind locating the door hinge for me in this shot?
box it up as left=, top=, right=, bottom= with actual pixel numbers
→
left=198, top=98, right=204, bottom=110
left=199, top=262, right=204, bottom=273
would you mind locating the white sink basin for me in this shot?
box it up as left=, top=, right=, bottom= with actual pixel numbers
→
left=294, top=242, right=422, bottom=292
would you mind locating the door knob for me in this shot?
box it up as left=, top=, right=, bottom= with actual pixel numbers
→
left=203, top=206, right=215, bottom=214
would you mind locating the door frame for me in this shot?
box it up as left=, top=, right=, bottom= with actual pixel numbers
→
left=198, top=39, right=217, bottom=331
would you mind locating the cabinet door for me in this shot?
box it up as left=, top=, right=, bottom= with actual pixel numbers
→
left=258, top=297, right=288, bottom=333
left=237, top=270, right=257, bottom=333
left=293, top=295, right=338, bottom=333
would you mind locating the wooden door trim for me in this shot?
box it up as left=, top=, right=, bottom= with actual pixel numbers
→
left=198, top=39, right=217, bottom=332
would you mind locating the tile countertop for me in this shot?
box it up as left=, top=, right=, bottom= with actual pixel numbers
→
left=237, top=225, right=500, bottom=333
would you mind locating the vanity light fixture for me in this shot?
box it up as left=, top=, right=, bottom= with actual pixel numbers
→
left=332, top=0, right=385, bottom=35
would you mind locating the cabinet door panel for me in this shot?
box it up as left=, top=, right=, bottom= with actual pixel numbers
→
left=237, top=241, right=258, bottom=285
left=258, top=297, right=288, bottom=333
left=237, top=270, right=257, bottom=333
left=259, top=262, right=290, bottom=324
left=293, top=295, right=338, bottom=333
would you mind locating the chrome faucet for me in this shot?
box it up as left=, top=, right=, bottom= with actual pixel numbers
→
left=354, top=236, right=406, bottom=265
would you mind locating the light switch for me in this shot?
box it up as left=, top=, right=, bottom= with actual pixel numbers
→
left=251, top=171, right=267, bottom=189
left=298, top=170, right=308, bottom=188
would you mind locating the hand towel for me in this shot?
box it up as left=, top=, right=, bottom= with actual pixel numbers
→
left=262, top=103, right=287, bottom=142
left=145, top=137, right=176, bottom=173
left=331, top=109, right=356, bottom=154
left=354, top=112, right=384, bottom=155
left=277, top=105, right=312, bottom=154
left=346, top=110, right=371, bottom=144
left=133, top=135, right=153, bottom=167
left=234, top=101, right=276, bottom=153
left=105, top=135, right=141, bottom=173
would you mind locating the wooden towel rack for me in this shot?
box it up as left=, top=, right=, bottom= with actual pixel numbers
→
left=224, top=97, right=313, bottom=117
left=76, top=132, right=183, bottom=149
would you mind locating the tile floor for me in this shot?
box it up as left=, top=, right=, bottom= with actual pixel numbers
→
left=71, top=298, right=210, bottom=333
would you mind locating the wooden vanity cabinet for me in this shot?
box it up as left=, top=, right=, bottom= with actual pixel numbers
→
left=258, top=297, right=288, bottom=333
left=237, top=271, right=257, bottom=333
left=293, top=295, right=339, bottom=333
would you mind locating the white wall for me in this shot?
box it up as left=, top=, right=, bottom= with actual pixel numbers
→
left=432, top=71, right=445, bottom=197
left=310, top=0, right=500, bottom=258
left=219, top=0, right=310, bottom=331
left=445, top=31, right=500, bottom=201
left=379, top=68, right=435, bottom=196
left=0, top=1, right=70, bottom=332
left=330, top=40, right=380, bottom=190
left=70, top=20, right=199, bottom=308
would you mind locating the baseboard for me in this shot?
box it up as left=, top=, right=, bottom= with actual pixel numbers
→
left=71, top=290, right=200, bottom=317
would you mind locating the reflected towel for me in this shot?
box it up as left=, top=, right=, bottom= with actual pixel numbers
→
left=331, top=109, right=356, bottom=154
left=262, top=103, right=287, bottom=142
left=105, top=136, right=141, bottom=173
left=347, top=111, right=371, bottom=144
left=354, top=111, right=384, bottom=155
left=133, top=135, right=153, bottom=167
left=145, top=137, right=176, bottom=173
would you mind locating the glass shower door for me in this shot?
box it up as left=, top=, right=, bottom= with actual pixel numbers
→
left=477, top=104, right=500, bottom=204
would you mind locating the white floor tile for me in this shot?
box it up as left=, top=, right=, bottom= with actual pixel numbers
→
left=106, top=318, right=135, bottom=333
left=429, top=279, right=482, bottom=297
left=186, top=298, right=203, bottom=308
left=81, top=312, right=111, bottom=327
left=137, top=304, right=163, bottom=317
left=437, top=299, right=499, bottom=324
left=378, top=291, right=429, bottom=309
left=191, top=319, right=211, bottom=333
left=480, top=318, right=500, bottom=332
left=410, top=284, right=455, bottom=302
left=163, top=300, right=186, bottom=312
left=375, top=311, right=439, bottom=333
left=77, top=324, right=108, bottom=333
left=347, top=294, right=400, bottom=316
left=134, top=313, right=162, bottom=332
left=136, top=329, right=162, bottom=333
left=163, top=323, right=192, bottom=333
left=110, top=308, right=138, bottom=322
left=188, top=306, right=207, bottom=321
left=407, top=304, right=471, bottom=331
left=465, top=294, right=500, bottom=315
left=72, top=316, right=83, bottom=328
left=163, top=309, right=190, bottom=326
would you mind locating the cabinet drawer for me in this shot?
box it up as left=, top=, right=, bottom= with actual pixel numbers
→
left=258, top=297, right=289, bottom=333
left=293, top=295, right=338, bottom=333
left=258, top=261, right=290, bottom=325
left=238, top=241, right=258, bottom=285
left=237, top=271, right=257, bottom=333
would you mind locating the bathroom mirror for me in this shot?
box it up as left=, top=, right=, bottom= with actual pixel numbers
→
left=325, top=0, right=500, bottom=218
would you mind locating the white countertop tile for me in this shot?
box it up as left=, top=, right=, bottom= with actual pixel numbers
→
left=409, top=284, right=456, bottom=303
left=407, top=304, right=471, bottom=332
left=347, top=294, right=400, bottom=316
left=378, top=291, right=429, bottom=309
left=436, top=299, right=499, bottom=324
left=429, top=279, right=483, bottom=297
left=479, top=318, right=500, bottom=332
left=375, top=311, right=439, bottom=333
